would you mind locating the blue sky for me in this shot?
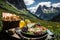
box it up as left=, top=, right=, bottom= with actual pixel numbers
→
left=24, top=0, right=60, bottom=7
left=24, top=0, right=60, bottom=13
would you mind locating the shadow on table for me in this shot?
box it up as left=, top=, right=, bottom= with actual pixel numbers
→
left=0, top=31, right=20, bottom=40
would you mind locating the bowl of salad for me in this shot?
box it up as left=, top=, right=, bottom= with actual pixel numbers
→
left=21, top=23, right=48, bottom=38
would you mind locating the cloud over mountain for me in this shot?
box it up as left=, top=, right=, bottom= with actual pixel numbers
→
left=52, top=3, right=60, bottom=7
left=24, top=0, right=35, bottom=5
left=27, top=1, right=60, bottom=13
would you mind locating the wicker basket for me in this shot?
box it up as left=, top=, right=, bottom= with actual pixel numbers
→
left=2, top=20, right=20, bottom=30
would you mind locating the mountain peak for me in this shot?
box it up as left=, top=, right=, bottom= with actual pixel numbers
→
left=34, top=5, right=60, bottom=21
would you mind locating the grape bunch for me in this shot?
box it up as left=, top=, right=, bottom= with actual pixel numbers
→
left=22, top=27, right=28, bottom=32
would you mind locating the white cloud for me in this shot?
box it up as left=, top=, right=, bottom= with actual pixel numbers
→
left=24, top=0, right=35, bottom=5
left=38, top=2, right=51, bottom=7
left=52, top=3, right=60, bottom=7
left=27, top=6, right=37, bottom=13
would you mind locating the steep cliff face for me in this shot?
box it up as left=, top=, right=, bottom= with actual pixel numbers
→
left=51, top=13, right=60, bottom=22
left=6, top=0, right=27, bottom=10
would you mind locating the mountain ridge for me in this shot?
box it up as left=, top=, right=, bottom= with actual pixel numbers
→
left=34, top=5, right=60, bottom=21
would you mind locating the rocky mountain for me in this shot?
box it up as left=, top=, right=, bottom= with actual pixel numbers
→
left=35, top=5, right=43, bottom=17
left=6, top=0, right=27, bottom=10
left=51, top=12, right=60, bottom=22
left=35, top=5, right=60, bottom=21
